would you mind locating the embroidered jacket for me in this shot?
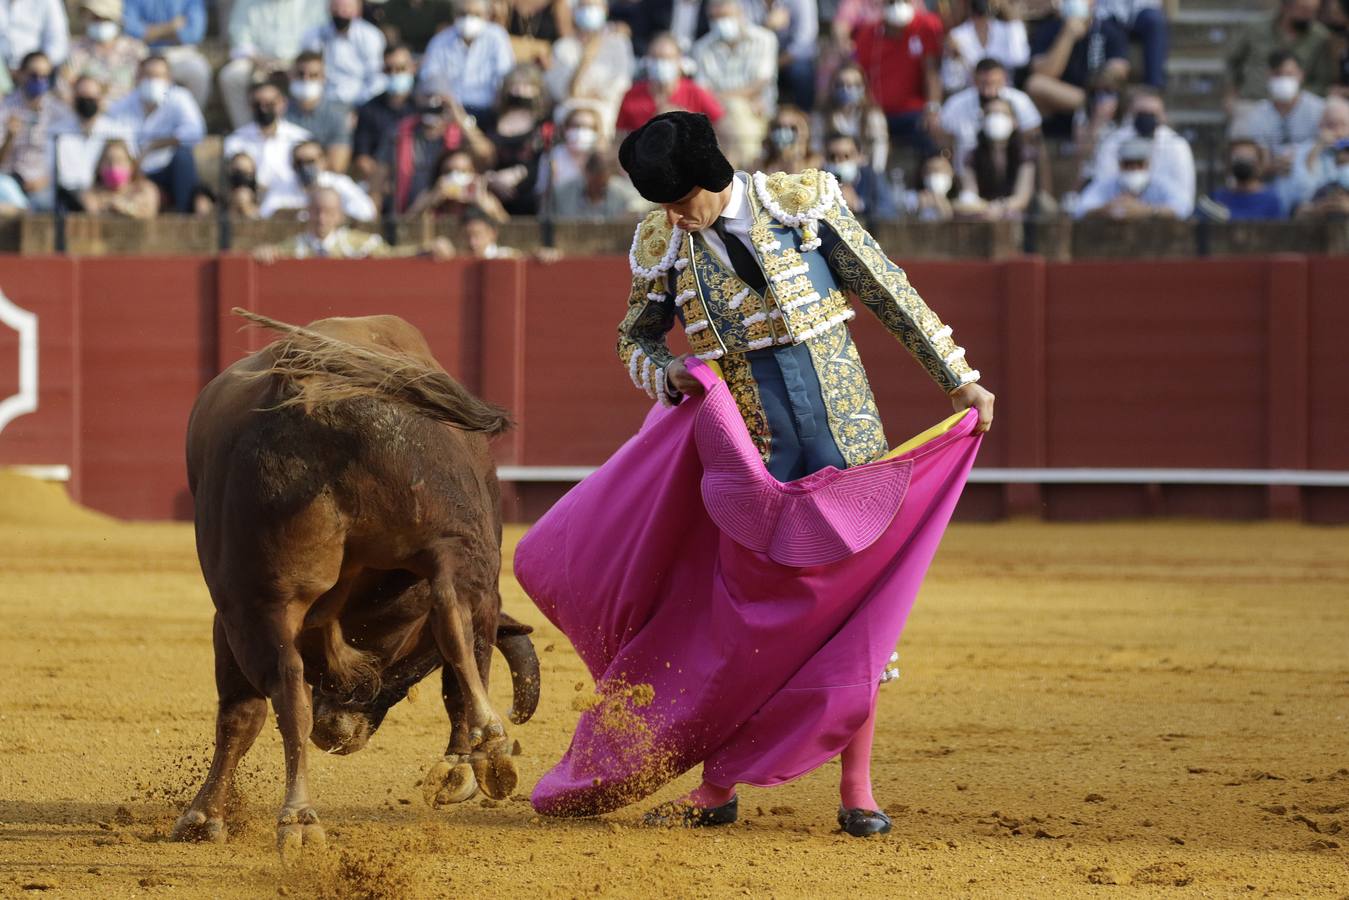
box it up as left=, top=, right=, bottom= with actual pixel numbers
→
left=617, top=168, right=981, bottom=467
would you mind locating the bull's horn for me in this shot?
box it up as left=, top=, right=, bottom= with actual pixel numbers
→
left=496, top=632, right=540, bottom=725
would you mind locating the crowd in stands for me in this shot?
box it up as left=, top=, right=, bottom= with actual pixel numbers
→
left=1, top=0, right=1348, bottom=258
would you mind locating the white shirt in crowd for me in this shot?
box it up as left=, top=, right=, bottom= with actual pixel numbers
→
left=1080, top=122, right=1195, bottom=217
left=0, top=0, right=70, bottom=69
left=108, top=84, right=206, bottom=173
left=302, top=17, right=387, bottom=106
left=942, top=18, right=1030, bottom=92
left=223, top=119, right=313, bottom=194
left=228, top=0, right=327, bottom=62
left=940, top=85, right=1042, bottom=162
left=419, top=21, right=516, bottom=111
left=260, top=169, right=377, bottom=221
left=54, top=117, right=136, bottom=191
left=692, top=22, right=779, bottom=112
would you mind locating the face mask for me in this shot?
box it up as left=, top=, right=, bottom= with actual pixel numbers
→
left=983, top=111, right=1015, bottom=142
left=458, top=14, right=485, bottom=40
left=883, top=1, right=915, bottom=27
left=1133, top=111, right=1159, bottom=138
left=574, top=4, right=606, bottom=31
left=1061, top=0, right=1090, bottom=19
left=926, top=171, right=953, bottom=196
left=87, top=20, right=119, bottom=42
left=829, top=160, right=859, bottom=183
left=1120, top=169, right=1149, bottom=194
left=332, top=14, right=352, bottom=30
left=421, top=111, right=445, bottom=129
left=296, top=161, right=321, bottom=186
left=138, top=77, right=170, bottom=106
left=1338, top=162, right=1349, bottom=190
left=836, top=83, right=865, bottom=106
left=75, top=96, right=100, bottom=119
left=291, top=79, right=323, bottom=104
left=649, top=58, right=680, bottom=84
left=228, top=169, right=256, bottom=191
left=566, top=126, right=598, bottom=151
left=1289, top=17, right=1312, bottom=33
left=253, top=104, right=279, bottom=126
left=970, top=0, right=990, bottom=15
left=100, top=164, right=132, bottom=189
left=771, top=126, right=796, bottom=149
left=1268, top=75, right=1300, bottom=103
left=22, top=75, right=50, bottom=101
left=388, top=71, right=415, bottom=96
left=712, top=17, right=741, bottom=41
left=1231, top=158, right=1257, bottom=182
left=444, top=170, right=474, bottom=188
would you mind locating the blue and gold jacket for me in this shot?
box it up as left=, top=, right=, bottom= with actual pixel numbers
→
left=618, top=169, right=981, bottom=469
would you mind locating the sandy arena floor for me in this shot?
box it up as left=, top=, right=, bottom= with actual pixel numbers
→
left=1, top=472, right=1347, bottom=899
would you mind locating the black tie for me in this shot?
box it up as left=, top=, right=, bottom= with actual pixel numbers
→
left=711, top=218, right=767, bottom=293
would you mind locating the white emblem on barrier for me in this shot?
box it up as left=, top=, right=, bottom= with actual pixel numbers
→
left=0, top=288, right=38, bottom=434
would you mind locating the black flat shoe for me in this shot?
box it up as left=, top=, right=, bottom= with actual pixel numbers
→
left=642, top=795, right=739, bottom=828
left=838, top=807, right=892, bottom=837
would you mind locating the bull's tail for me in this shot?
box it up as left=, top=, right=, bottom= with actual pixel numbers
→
left=496, top=613, right=540, bottom=725
left=234, top=307, right=513, bottom=436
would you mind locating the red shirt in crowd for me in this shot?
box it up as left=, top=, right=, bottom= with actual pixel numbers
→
left=615, top=78, right=725, bottom=133
left=853, top=13, right=944, bottom=116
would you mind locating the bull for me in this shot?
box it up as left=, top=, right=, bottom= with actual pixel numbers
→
left=172, top=309, right=539, bottom=853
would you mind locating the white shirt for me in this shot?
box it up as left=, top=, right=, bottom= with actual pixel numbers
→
left=669, top=0, right=702, bottom=51
left=301, top=18, right=386, bottom=106
left=260, top=169, right=377, bottom=221
left=1080, top=123, right=1195, bottom=217
left=228, top=0, right=327, bottom=61
left=697, top=172, right=753, bottom=271
left=224, top=119, right=313, bottom=194
left=942, top=18, right=1030, bottom=92
left=107, top=84, right=206, bottom=172
left=54, top=116, right=137, bottom=191
left=940, top=85, right=1042, bottom=163
left=0, top=0, right=70, bottom=68
left=419, top=22, right=516, bottom=110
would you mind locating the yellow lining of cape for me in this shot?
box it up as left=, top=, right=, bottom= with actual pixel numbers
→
left=702, top=359, right=968, bottom=459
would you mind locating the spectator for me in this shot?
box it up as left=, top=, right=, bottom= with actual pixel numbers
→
left=614, top=0, right=710, bottom=55
left=63, top=0, right=148, bottom=103
left=544, top=0, right=635, bottom=130
left=1295, top=135, right=1349, bottom=215
left=79, top=137, right=160, bottom=217
left=539, top=103, right=605, bottom=198
left=0, top=52, right=78, bottom=211
left=362, top=0, right=455, bottom=53
left=940, top=57, right=1041, bottom=168
left=224, top=78, right=314, bottom=201
left=404, top=146, right=511, bottom=221
left=941, top=0, right=1030, bottom=93
left=824, top=131, right=898, bottom=221
left=374, top=92, right=495, bottom=215
left=1232, top=51, right=1327, bottom=179
left=1094, top=0, right=1168, bottom=89
left=505, top=0, right=574, bottom=69
left=759, top=105, right=821, bottom=174
left=1026, top=0, right=1130, bottom=138
left=259, top=138, right=376, bottom=219
left=691, top=0, right=778, bottom=169
left=302, top=0, right=386, bottom=106
left=54, top=75, right=136, bottom=206
left=552, top=149, right=647, bottom=219
left=285, top=51, right=355, bottom=173
left=108, top=54, right=206, bottom=212
left=219, top=0, right=328, bottom=130
left=1323, top=0, right=1349, bottom=98
left=1079, top=86, right=1194, bottom=218
left=483, top=64, right=554, bottom=216
left=352, top=42, right=416, bottom=183
left=122, top=0, right=211, bottom=109
left=746, top=0, right=819, bottom=112
left=1075, top=136, right=1186, bottom=219
left=814, top=63, right=889, bottom=174
left=0, top=0, right=71, bottom=71
left=1287, top=95, right=1349, bottom=208
left=1204, top=139, right=1284, bottom=221
left=956, top=95, right=1037, bottom=219
left=903, top=153, right=957, bottom=221
left=462, top=205, right=519, bottom=258
left=224, top=150, right=261, bottom=216
left=853, top=0, right=945, bottom=155
left=615, top=32, right=723, bottom=135
left=831, top=0, right=883, bottom=52
left=419, top=0, right=516, bottom=124
left=1228, top=0, right=1334, bottom=112
left=254, top=185, right=455, bottom=259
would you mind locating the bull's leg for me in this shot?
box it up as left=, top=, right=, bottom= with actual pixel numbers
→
left=264, top=608, right=326, bottom=858
left=173, top=615, right=267, bottom=843
left=421, top=669, right=478, bottom=809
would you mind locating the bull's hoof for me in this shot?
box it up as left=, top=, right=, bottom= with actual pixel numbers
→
left=471, top=749, right=518, bottom=801
left=276, top=807, right=325, bottom=862
left=171, top=808, right=226, bottom=844
left=422, top=756, right=478, bottom=808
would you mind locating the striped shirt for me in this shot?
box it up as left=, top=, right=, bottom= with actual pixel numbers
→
left=418, top=22, right=515, bottom=111
left=301, top=18, right=387, bottom=106
left=691, top=23, right=779, bottom=111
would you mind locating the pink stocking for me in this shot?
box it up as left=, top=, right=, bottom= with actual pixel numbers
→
left=685, top=776, right=736, bottom=808
left=839, top=697, right=879, bottom=810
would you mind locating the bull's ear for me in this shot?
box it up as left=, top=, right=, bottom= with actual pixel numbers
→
left=496, top=611, right=534, bottom=636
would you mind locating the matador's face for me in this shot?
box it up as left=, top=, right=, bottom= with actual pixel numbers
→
left=661, top=185, right=726, bottom=233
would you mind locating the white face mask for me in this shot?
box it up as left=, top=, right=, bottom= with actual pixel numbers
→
left=566, top=126, right=598, bottom=151
left=829, top=160, right=860, bottom=183
left=884, top=1, right=915, bottom=27
left=458, top=14, right=486, bottom=40
left=574, top=4, right=606, bottom=31
left=926, top=171, right=953, bottom=196
left=290, top=79, right=323, bottom=104
left=87, top=20, right=119, bottom=43
left=1268, top=74, right=1300, bottom=103
left=649, top=58, right=680, bottom=84
left=712, top=17, right=741, bottom=41
left=1120, top=169, right=1149, bottom=194
left=444, top=170, right=474, bottom=188
left=983, top=111, right=1015, bottom=142
left=138, top=77, right=170, bottom=107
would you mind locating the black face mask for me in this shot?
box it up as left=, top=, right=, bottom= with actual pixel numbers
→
left=1133, top=111, right=1159, bottom=138
left=74, top=96, right=100, bottom=119
left=1231, top=158, right=1258, bottom=182
left=297, top=161, right=321, bottom=186
left=332, top=14, right=352, bottom=30
left=1290, top=17, right=1312, bottom=32
left=970, top=0, right=991, bottom=15
left=1328, top=21, right=1349, bottom=34
left=228, top=169, right=257, bottom=191
left=253, top=104, right=278, bottom=126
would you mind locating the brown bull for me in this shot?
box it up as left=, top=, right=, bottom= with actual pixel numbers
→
left=173, top=309, right=539, bottom=853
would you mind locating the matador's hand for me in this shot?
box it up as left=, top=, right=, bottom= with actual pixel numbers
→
left=949, top=382, right=994, bottom=433
left=665, top=355, right=705, bottom=397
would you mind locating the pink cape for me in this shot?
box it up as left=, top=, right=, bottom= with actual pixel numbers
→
left=516, top=360, right=982, bottom=816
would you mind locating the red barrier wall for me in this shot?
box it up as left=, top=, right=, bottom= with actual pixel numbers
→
left=0, top=254, right=1344, bottom=522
